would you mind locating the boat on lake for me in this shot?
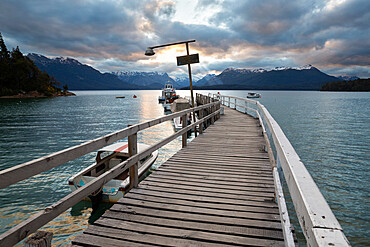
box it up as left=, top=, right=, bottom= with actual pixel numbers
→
left=171, top=98, right=198, bottom=130
left=68, top=142, right=158, bottom=203
left=159, top=83, right=178, bottom=104
left=247, top=92, right=261, bottom=98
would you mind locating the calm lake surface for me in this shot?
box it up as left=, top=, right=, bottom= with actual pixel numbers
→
left=0, top=90, right=369, bottom=246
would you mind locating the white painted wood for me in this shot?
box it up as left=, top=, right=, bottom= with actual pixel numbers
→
left=215, top=94, right=349, bottom=246
left=256, top=102, right=349, bottom=246
left=273, top=167, right=295, bottom=247
left=311, top=228, right=350, bottom=247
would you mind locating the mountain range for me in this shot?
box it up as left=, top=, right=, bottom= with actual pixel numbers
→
left=27, top=53, right=353, bottom=90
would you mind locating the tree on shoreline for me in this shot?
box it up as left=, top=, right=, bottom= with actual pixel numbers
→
left=321, top=78, right=370, bottom=91
left=0, top=32, right=62, bottom=96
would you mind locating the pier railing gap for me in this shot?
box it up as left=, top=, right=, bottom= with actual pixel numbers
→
left=0, top=96, right=220, bottom=246
left=212, top=94, right=350, bottom=247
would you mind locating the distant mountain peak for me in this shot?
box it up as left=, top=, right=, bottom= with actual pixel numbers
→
left=113, top=71, right=167, bottom=77
left=54, top=57, right=81, bottom=65
left=27, top=53, right=82, bottom=66
left=223, top=65, right=315, bottom=74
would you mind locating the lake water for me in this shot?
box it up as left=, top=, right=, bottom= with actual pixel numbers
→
left=0, top=90, right=369, bottom=246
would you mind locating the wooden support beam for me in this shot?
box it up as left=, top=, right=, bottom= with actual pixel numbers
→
left=128, top=131, right=138, bottom=189
left=182, top=114, right=187, bottom=147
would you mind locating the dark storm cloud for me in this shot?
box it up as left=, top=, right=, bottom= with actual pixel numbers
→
left=0, top=0, right=368, bottom=76
left=0, top=0, right=151, bottom=58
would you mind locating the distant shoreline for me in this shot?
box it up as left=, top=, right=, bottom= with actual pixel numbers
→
left=0, top=91, right=76, bottom=99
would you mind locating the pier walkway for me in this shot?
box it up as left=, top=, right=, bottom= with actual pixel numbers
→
left=72, top=107, right=286, bottom=246
left=0, top=93, right=349, bottom=246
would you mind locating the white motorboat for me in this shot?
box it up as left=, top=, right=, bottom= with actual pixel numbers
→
left=159, top=83, right=178, bottom=104
left=171, top=98, right=198, bottom=130
left=247, top=92, right=261, bottom=98
left=173, top=114, right=198, bottom=131
left=68, top=142, right=158, bottom=203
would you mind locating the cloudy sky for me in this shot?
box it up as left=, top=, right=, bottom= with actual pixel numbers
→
left=0, top=0, right=369, bottom=78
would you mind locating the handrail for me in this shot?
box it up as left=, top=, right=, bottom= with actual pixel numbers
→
left=0, top=95, right=220, bottom=246
left=213, top=93, right=350, bottom=246
left=0, top=101, right=219, bottom=189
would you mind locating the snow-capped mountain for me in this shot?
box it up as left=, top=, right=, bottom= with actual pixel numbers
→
left=27, top=53, right=136, bottom=90
left=113, top=71, right=175, bottom=89
left=202, top=65, right=339, bottom=90
left=195, top=74, right=217, bottom=86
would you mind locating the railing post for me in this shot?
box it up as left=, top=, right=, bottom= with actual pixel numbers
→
left=210, top=102, right=215, bottom=125
left=128, top=129, right=138, bottom=189
left=234, top=98, right=237, bottom=109
left=199, top=108, right=203, bottom=134
left=182, top=113, right=187, bottom=147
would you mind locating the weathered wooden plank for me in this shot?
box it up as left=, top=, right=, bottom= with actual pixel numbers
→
left=146, top=173, right=275, bottom=190
left=125, top=192, right=279, bottom=214
left=102, top=210, right=284, bottom=240
left=71, top=233, right=154, bottom=247
left=93, top=217, right=285, bottom=246
left=142, top=176, right=275, bottom=192
left=159, top=163, right=274, bottom=177
left=110, top=203, right=283, bottom=230
left=166, top=156, right=273, bottom=168
left=129, top=187, right=278, bottom=208
left=136, top=183, right=275, bottom=203
left=151, top=171, right=275, bottom=186
left=152, top=168, right=273, bottom=183
left=84, top=225, right=228, bottom=247
left=171, top=152, right=270, bottom=160
left=115, top=197, right=280, bottom=222
left=152, top=170, right=275, bottom=185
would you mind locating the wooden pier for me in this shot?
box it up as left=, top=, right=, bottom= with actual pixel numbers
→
left=0, top=93, right=349, bottom=247
left=71, top=107, right=286, bottom=246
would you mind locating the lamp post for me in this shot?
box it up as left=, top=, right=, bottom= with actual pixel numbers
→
left=145, top=40, right=199, bottom=136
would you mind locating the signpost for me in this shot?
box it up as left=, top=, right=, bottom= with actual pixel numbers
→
left=176, top=54, right=199, bottom=66
left=145, top=40, right=199, bottom=136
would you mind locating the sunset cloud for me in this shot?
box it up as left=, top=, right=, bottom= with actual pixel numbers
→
left=0, top=0, right=368, bottom=78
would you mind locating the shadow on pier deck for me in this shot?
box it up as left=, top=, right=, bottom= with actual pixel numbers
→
left=72, top=107, right=286, bottom=246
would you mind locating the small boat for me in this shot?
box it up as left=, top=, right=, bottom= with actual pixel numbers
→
left=163, top=100, right=172, bottom=111
left=171, top=98, right=198, bottom=130
left=68, top=142, right=158, bottom=203
left=173, top=114, right=198, bottom=131
left=133, top=95, right=137, bottom=98
left=116, top=96, right=125, bottom=99
left=159, top=83, right=178, bottom=104
left=247, top=92, right=261, bottom=98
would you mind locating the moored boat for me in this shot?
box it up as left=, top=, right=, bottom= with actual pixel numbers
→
left=171, top=98, right=198, bottom=130
left=68, top=142, right=158, bottom=203
left=247, top=92, right=261, bottom=98
left=159, top=83, right=178, bottom=104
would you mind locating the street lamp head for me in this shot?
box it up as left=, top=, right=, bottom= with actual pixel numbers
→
left=145, top=47, right=155, bottom=56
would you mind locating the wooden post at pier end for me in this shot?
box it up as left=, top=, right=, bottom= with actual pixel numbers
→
left=24, top=231, right=53, bottom=247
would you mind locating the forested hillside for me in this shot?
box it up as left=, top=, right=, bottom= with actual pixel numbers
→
left=0, top=32, right=63, bottom=97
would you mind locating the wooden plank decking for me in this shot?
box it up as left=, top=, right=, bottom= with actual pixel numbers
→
left=72, top=107, right=285, bottom=246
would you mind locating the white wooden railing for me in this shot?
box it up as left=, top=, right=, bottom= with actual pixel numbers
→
left=213, top=94, right=350, bottom=247
left=0, top=96, right=220, bottom=246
